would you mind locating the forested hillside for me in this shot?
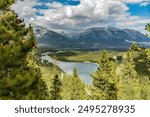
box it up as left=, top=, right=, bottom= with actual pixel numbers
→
left=0, top=0, right=48, bottom=99
left=0, top=0, right=150, bottom=100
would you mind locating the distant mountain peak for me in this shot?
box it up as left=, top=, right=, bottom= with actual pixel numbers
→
left=34, top=26, right=150, bottom=50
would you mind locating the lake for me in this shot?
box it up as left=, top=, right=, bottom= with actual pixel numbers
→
left=41, top=53, right=99, bottom=84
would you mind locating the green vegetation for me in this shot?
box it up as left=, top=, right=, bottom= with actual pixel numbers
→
left=0, top=0, right=14, bottom=9
left=0, top=0, right=48, bottom=99
left=0, top=0, right=150, bottom=100
left=50, top=50, right=125, bottom=62
left=69, top=68, right=88, bottom=100
left=116, top=51, right=141, bottom=99
left=40, top=43, right=150, bottom=100
left=39, top=62, right=89, bottom=100
left=92, top=51, right=117, bottom=100
left=49, top=50, right=140, bottom=63
left=49, top=75, right=62, bottom=100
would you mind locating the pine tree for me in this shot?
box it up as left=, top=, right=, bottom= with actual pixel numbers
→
left=0, top=0, right=48, bottom=99
left=117, top=51, right=141, bottom=99
left=49, top=75, right=62, bottom=100
left=128, top=24, right=150, bottom=99
left=92, top=51, right=117, bottom=100
left=70, top=68, right=87, bottom=100
left=145, top=23, right=150, bottom=33
left=130, top=42, right=150, bottom=75
left=140, top=75, right=150, bottom=100
left=127, top=26, right=150, bottom=74
left=144, top=24, right=150, bottom=73
left=139, top=49, right=150, bottom=74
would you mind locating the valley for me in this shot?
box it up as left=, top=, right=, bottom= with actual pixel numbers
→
left=1, top=0, right=150, bottom=100
left=40, top=49, right=138, bottom=63
left=41, top=53, right=98, bottom=84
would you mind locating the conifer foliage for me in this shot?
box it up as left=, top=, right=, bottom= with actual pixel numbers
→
left=92, top=51, right=117, bottom=100
left=0, top=0, right=48, bottom=99
left=0, top=0, right=14, bottom=9
left=130, top=43, right=150, bottom=75
left=49, top=75, right=62, bottom=100
left=145, top=23, right=150, bottom=33
left=117, top=51, right=141, bottom=99
left=70, top=68, right=87, bottom=100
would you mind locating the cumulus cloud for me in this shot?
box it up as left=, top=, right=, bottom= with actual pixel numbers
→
left=12, top=0, right=150, bottom=33
left=11, top=0, right=41, bottom=24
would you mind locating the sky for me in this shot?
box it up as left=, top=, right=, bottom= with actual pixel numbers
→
left=12, top=0, right=150, bottom=34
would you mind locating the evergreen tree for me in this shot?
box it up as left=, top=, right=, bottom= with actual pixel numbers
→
left=92, top=51, right=117, bottom=100
left=132, top=24, right=150, bottom=75
left=0, top=0, right=48, bottom=99
left=49, top=75, right=62, bottom=100
left=130, top=42, right=150, bottom=75
left=140, top=75, right=150, bottom=100
left=70, top=68, right=87, bottom=100
left=117, top=51, right=141, bottom=99
left=128, top=24, right=150, bottom=99
left=144, top=24, right=150, bottom=73
left=138, top=49, right=150, bottom=74
left=145, top=23, right=150, bottom=33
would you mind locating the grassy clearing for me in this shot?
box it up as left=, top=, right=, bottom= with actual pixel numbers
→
left=50, top=50, right=127, bottom=62
left=49, top=49, right=143, bottom=62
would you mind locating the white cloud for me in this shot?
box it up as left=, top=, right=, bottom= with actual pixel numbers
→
left=115, top=16, right=149, bottom=33
left=12, top=0, right=150, bottom=33
left=11, top=0, right=41, bottom=24
left=140, top=1, right=150, bottom=6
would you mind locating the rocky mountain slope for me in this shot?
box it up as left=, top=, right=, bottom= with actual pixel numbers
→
left=34, top=26, right=150, bottom=50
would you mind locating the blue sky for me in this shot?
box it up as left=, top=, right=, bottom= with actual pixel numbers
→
left=128, top=3, right=150, bottom=17
left=12, top=0, right=150, bottom=34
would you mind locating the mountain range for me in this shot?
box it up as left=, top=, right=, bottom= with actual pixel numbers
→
left=34, top=26, right=150, bottom=50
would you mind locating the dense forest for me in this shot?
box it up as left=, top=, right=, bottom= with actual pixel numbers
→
left=0, top=0, right=48, bottom=99
left=0, top=0, right=150, bottom=100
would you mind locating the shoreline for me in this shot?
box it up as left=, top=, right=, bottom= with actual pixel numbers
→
left=50, top=56, right=98, bottom=64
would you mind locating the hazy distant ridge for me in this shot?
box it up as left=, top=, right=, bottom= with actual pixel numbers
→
left=34, top=26, right=150, bottom=50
